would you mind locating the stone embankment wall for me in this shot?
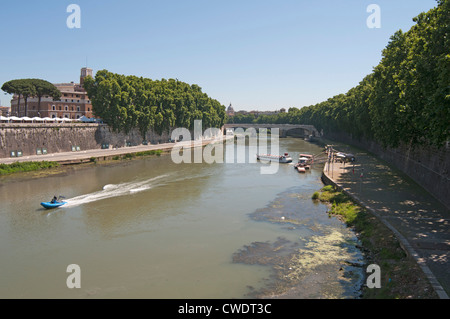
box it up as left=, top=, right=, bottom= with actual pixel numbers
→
left=325, top=132, right=450, bottom=210
left=0, top=123, right=173, bottom=159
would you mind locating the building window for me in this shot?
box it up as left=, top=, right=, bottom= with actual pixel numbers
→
left=65, top=106, right=68, bottom=111
left=59, top=106, right=62, bottom=111
left=77, top=106, right=80, bottom=112
left=52, top=105, right=56, bottom=111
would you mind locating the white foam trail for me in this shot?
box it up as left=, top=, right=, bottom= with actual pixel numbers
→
left=63, top=174, right=170, bottom=208
left=129, top=186, right=152, bottom=193
left=103, top=184, right=119, bottom=190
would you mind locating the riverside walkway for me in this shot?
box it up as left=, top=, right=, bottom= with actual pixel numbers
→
left=0, top=137, right=224, bottom=165
left=322, top=141, right=449, bottom=299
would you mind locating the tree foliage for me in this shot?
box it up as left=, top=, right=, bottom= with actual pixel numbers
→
left=1, top=79, right=61, bottom=116
left=227, top=0, right=449, bottom=148
left=84, top=70, right=226, bottom=138
left=30, top=79, right=62, bottom=112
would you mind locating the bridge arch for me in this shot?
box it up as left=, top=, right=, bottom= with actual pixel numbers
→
left=223, top=124, right=321, bottom=138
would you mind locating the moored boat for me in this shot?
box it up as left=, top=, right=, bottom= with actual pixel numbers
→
left=296, top=166, right=306, bottom=173
left=257, top=153, right=293, bottom=163
left=299, top=154, right=314, bottom=163
left=294, top=154, right=313, bottom=172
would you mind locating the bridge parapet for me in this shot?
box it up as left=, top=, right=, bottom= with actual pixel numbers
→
left=223, top=124, right=321, bottom=137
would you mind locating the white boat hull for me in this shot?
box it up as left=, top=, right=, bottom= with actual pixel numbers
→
left=257, top=154, right=292, bottom=163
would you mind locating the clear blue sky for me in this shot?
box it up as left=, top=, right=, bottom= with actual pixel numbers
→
left=0, top=0, right=438, bottom=111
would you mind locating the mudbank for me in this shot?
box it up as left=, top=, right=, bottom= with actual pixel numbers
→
left=232, top=187, right=366, bottom=299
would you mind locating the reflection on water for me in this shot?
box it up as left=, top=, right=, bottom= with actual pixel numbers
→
left=0, top=138, right=365, bottom=298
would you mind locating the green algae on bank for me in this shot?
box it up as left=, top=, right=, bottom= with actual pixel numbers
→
left=313, top=185, right=439, bottom=299
left=234, top=187, right=365, bottom=299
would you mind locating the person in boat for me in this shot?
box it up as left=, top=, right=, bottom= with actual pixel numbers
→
left=51, top=196, right=58, bottom=204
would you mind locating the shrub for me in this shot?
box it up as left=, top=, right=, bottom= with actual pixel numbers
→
left=322, top=185, right=334, bottom=192
left=0, top=161, right=59, bottom=175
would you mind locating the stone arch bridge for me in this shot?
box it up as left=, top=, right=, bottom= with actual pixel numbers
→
left=223, top=124, right=321, bottom=138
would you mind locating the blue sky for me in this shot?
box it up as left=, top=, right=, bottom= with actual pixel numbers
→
left=0, top=0, right=438, bottom=111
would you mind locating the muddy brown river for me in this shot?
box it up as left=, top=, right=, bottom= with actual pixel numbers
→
left=0, top=138, right=365, bottom=298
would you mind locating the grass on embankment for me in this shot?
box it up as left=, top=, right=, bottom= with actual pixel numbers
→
left=312, top=185, right=438, bottom=299
left=0, top=150, right=166, bottom=176
left=112, top=149, right=164, bottom=161
left=0, top=161, right=60, bottom=176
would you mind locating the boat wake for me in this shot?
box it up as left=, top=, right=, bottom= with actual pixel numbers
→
left=62, top=174, right=170, bottom=208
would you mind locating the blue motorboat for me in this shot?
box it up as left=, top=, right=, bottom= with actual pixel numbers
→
left=41, top=196, right=67, bottom=209
left=41, top=201, right=67, bottom=209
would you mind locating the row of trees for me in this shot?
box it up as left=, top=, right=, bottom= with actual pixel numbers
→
left=228, top=0, right=449, bottom=148
left=83, top=70, right=226, bottom=138
left=1, top=79, right=61, bottom=116
left=226, top=112, right=291, bottom=125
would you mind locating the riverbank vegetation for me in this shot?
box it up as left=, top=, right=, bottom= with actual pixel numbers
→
left=228, top=0, right=449, bottom=149
left=313, top=185, right=438, bottom=298
left=83, top=71, right=226, bottom=138
left=0, top=161, right=60, bottom=176
left=112, top=149, right=164, bottom=161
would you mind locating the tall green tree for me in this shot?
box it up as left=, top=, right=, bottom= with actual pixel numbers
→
left=18, top=81, right=35, bottom=117
left=2, top=79, right=61, bottom=117
left=1, top=79, right=35, bottom=116
left=30, top=79, right=61, bottom=116
left=84, top=70, right=226, bottom=139
left=1, top=80, right=23, bottom=116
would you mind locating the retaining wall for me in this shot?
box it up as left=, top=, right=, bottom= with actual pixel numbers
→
left=0, top=123, right=173, bottom=159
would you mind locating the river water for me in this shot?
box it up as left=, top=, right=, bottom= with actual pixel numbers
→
left=0, top=138, right=365, bottom=299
